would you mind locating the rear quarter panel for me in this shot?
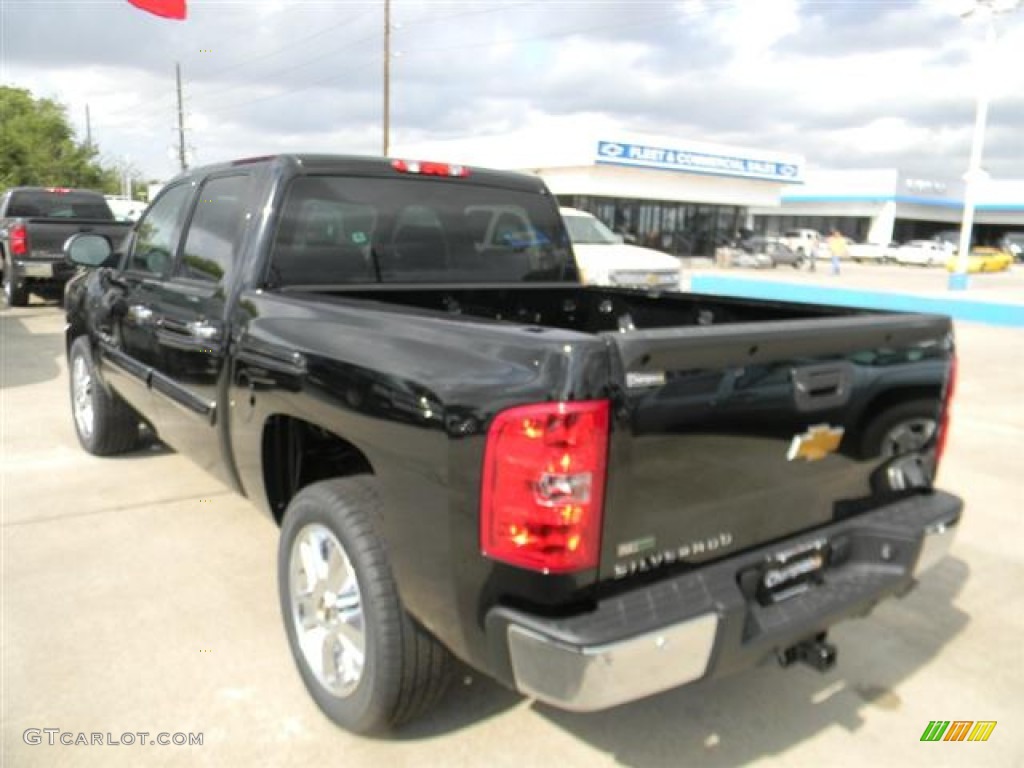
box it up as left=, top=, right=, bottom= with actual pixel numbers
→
left=227, top=291, right=613, bottom=668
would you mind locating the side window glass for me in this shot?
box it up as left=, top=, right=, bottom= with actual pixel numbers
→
left=176, top=175, right=251, bottom=285
left=130, top=184, right=193, bottom=276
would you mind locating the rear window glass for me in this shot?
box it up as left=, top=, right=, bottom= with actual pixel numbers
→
left=7, top=190, right=114, bottom=220
left=269, top=176, right=574, bottom=285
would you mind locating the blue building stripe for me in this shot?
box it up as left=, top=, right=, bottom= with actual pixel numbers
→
left=779, top=194, right=1024, bottom=211
left=690, top=275, right=1024, bottom=328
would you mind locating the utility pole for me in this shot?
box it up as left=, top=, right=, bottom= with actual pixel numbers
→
left=85, top=104, right=92, bottom=148
left=175, top=62, right=188, bottom=171
left=382, top=0, right=390, bottom=156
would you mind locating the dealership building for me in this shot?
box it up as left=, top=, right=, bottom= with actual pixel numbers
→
left=398, top=127, right=806, bottom=256
left=751, top=170, right=1024, bottom=246
left=397, top=127, right=1024, bottom=257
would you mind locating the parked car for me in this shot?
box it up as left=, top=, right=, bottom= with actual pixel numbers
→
left=0, top=187, right=132, bottom=306
left=104, top=195, right=147, bottom=223
left=945, top=246, right=1013, bottom=273
left=740, top=236, right=803, bottom=268
left=892, top=240, right=949, bottom=267
left=848, top=241, right=898, bottom=263
left=63, top=154, right=960, bottom=734
left=731, top=250, right=773, bottom=269
left=560, top=207, right=681, bottom=290
left=781, top=228, right=821, bottom=257
left=933, top=230, right=961, bottom=250
left=999, top=232, right=1024, bottom=263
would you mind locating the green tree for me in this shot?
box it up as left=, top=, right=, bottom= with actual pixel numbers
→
left=0, top=86, right=120, bottom=191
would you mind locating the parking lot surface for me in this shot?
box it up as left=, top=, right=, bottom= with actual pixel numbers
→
left=3, top=267, right=1023, bottom=767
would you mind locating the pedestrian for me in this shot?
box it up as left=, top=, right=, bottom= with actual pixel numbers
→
left=828, top=230, right=848, bottom=275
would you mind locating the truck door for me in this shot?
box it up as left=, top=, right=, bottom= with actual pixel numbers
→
left=102, top=181, right=196, bottom=419
left=144, top=173, right=255, bottom=481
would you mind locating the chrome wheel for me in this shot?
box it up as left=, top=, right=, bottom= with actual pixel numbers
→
left=880, top=418, right=936, bottom=457
left=289, top=524, right=365, bottom=698
left=72, top=353, right=95, bottom=440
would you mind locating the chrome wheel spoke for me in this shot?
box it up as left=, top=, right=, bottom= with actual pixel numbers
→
left=297, top=625, right=328, bottom=681
left=332, top=627, right=365, bottom=686
left=321, top=632, right=342, bottom=687
left=325, top=545, right=353, bottom=595
left=334, top=606, right=365, bottom=655
left=298, top=537, right=323, bottom=592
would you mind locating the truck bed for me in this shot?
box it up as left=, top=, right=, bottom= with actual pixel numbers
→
left=280, top=283, right=953, bottom=585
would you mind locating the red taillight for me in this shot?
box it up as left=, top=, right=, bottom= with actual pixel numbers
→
left=10, top=224, right=28, bottom=256
left=481, top=400, right=610, bottom=573
left=45, top=187, right=71, bottom=194
left=391, top=159, right=469, bottom=178
left=935, top=354, right=957, bottom=470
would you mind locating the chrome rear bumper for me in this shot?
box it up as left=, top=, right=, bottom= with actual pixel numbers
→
left=506, top=614, right=718, bottom=712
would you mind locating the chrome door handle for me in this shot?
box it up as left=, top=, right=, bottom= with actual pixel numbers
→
left=186, top=320, right=221, bottom=342
left=127, top=304, right=154, bottom=324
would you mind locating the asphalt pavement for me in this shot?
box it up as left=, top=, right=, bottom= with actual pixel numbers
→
left=3, top=267, right=1023, bottom=767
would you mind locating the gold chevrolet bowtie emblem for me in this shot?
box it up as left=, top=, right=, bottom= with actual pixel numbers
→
left=646, top=273, right=659, bottom=285
left=787, top=424, right=844, bottom=461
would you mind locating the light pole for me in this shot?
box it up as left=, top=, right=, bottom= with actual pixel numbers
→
left=950, top=0, right=1020, bottom=290
left=382, top=0, right=391, bottom=156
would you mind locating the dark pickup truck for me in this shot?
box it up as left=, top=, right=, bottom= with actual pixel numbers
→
left=63, top=154, right=960, bottom=734
left=1, top=186, right=132, bottom=307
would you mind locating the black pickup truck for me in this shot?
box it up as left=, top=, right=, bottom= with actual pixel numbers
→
left=1, top=186, right=132, bottom=307
left=63, top=154, right=960, bottom=734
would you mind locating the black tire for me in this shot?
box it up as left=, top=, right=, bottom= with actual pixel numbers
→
left=278, top=477, right=452, bottom=734
left=2, top=255, right=29, bottom=307
left=860, top=399, right=938, bottom=459
left=68, top=336, right=140, bottom=455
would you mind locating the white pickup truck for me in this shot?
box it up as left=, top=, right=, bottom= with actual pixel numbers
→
left=781, top=228, right=822, bottom=257
left=848, top=242, right=898, bottom=263
left=560, top=207, right=681, bottom=290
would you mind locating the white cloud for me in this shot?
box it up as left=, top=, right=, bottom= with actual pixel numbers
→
left=1, top=0, right=1021, bottom=181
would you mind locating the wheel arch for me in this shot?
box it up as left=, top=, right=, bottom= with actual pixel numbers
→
left=852, top=385, right=942, bottom=456
left=261, top=414, right=375, bottom=526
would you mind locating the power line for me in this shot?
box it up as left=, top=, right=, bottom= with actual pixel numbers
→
left=93, top=6, right=374, bottom=122
left=398, top=1, right=540, bottom=27
left=396, top=10, right=688, bottom=56
left=187, top=29, right=381, bottom=109
left=189, top=60, right=378, bottom=119
left=192, top=6, right=376, bottom=81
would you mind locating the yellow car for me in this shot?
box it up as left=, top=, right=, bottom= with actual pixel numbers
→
left=945, top=247, right=1013, bottom=273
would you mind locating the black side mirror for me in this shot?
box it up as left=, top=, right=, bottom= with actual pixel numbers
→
left=64, top=233, right=116, bottom=268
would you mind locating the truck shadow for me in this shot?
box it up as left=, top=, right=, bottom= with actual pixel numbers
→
left=0, top=307, right=65, bottom=389
left=399, top=557, right=969, bottom=761
left=533, top=557, right=970, bottom=767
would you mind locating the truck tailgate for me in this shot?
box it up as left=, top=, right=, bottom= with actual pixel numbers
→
left=20, top=218, right=129, bottom=259
left=599, top=313, right=953, bottom=582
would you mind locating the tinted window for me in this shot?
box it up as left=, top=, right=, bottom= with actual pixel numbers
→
left=177, top=175, right=251, bottom=284
left=270, top=176, right=573, bottom=285
left=8, top=189, right=114, bottom=220
left=129, top=184, right=193, bottom=276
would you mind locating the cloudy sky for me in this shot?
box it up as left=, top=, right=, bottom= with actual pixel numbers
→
left=2, top=0, right=1022, bottom=183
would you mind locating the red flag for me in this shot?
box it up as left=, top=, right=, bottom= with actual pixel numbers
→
left=126, top=0, right=187, bottom=20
